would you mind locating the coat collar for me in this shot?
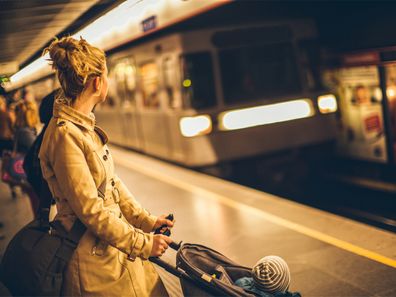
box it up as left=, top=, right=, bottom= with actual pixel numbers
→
left=53, top=99, right=108, bottom=144
left=53, top=99, right=95, bottom=131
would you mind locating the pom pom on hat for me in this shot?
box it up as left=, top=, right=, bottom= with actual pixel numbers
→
left=252, top=255, right=291, bottom=293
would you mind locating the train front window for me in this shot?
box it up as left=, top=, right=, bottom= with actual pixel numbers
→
left=219, top=43, right=301, bottom=105
left=180, top=52, right=216, bottom=109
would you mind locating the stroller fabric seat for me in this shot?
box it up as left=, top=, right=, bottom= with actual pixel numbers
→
left=176, top=243, right=300, bottom=297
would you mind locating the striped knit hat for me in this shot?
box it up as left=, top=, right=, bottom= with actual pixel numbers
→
left=252, top=255, right=291, bottom=293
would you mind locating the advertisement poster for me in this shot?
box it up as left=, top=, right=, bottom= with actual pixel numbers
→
left=385, top=65, right=396, bottom=163
left=323, top=66, right=387, bottom=163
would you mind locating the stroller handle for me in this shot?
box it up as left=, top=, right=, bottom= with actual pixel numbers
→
left=149, top=256, right=191, bottom=280
left=154, top=213, right=182, bottom=251
left=169, top=241, right=182, bottom=251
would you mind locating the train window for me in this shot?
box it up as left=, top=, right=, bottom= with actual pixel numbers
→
left=101, top=59, right=137, bottom=110
left=124, top=63, right=136, bottom=93
left=299, top=40, right=324, bottom=91
left=104, top=72, right=117, bottom=109
left=96, top=62, right=125, bottom=110
left=115, top=59, right=136, bottom=104
left=180, top=52, right=216, bottom=109
left=219, top=43, right=301, bottom=105
left=140, top=61, right=160, bottom=109
left=114, top=62, right=127, bottom=99
left=98, top=63, right=119, bottom=110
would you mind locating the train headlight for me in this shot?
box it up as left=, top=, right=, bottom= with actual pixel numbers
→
left=179, top=115, right=212, bottom=137
left=318, top=94, right=337, bottom=114
left=218, top=99, right=314, bottom=131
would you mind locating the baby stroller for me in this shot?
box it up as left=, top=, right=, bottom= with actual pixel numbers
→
left=152, top=243, right=256, bottom=297
left=150, top=219, right=300, bottom=297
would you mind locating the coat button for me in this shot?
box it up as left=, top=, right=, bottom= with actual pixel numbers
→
left=106, top=149, right=109, bottom=155
left=111, top=180, right=115, bottom=187
left=103, top=155, right=108, bottom=161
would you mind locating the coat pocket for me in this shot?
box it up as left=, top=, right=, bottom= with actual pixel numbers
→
left=91, top=237, right=108, bottom=256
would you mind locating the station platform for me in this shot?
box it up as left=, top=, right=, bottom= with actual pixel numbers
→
left=1, top=146, right=396, bottom=297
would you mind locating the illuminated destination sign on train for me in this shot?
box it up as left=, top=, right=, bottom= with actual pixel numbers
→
left=142, top=16, right=157, bottom=32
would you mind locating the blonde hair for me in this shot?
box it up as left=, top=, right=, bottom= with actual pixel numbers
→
left=0, top=95, right=6, bottom=110
left=43, top=36, right=106, bottom=102
left=15, top=101, right=39, bottom=129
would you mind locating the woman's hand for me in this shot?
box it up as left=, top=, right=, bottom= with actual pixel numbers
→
left=152, top=214, right=174, bottom=232
left=150, top=234, right=173, bottom=257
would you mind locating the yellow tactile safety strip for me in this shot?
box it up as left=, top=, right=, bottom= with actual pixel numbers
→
left=113, top=153, right=396, bottom=269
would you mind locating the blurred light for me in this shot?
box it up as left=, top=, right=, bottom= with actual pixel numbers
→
left=9, top=54, right=49, bottom=85
left=386, top=86, right=396, bottom=100
left=125, top=65, right=135, bottom=76
left=179, top=115, right=212, bottom=137
left=373, top=87, right=383, bottom=101
left=318, top=94, right=337, bottom=114
left=183, top=79, right=192, bottom=87
left=219, top=99, right=314, bottom=131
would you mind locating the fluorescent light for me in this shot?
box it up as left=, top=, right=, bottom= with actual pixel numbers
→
left=73, top=0, right=136, bottom=47
left=9, top=54, right=50, bottom=85
left=73, top=0, right=220, bottom=51
left=318, top=94, right=337, bottom=114
left=179, top=115, right=212, bottom=137
left=219, top=99, right=314, bottom=131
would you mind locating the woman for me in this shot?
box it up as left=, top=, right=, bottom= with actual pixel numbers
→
left=14, top=92, right=39, bottom=153
left=39, top=36, right=173, bottom=296
left=23, top=90, right=57, bottom=216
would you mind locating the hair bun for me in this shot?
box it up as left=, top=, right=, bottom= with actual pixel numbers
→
left=58, top=37, right=80, bottom=52
left=42, top=36, right=105, bottom=101
left=44, top=37, right=79, bottom=71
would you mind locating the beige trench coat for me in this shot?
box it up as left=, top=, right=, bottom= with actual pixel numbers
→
left=39, top=100, right=168, bottom=297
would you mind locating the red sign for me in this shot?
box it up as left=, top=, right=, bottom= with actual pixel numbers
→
left=364, top=114, right=381, bottom=132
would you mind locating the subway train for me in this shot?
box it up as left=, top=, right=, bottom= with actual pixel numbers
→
left=17, top=20, right=339, bottom=167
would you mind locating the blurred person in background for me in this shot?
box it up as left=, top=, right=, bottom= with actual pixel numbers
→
left=0, top=87, right=8, bottom=236
left=7, top=89, right=21, bottom=123
left=1, top=91, right=40, bottom=212
left=0, top=95, right=14, bottom=155
left=13, top=89, right=39, bottom=153
left=23, top=89, right=57, bottom=217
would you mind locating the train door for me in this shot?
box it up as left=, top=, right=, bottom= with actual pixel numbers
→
left=161, top=54, right=185, bottom=162
left=137, top=59, right=173, bottom=158
left=95, top=62, right=124, bottom=145
left=113, top=58, right=144, bottom=150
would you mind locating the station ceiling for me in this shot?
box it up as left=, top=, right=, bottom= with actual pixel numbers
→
left=2, top=0, right=396, bottom=79
left=0, top=0, right=123, bottom=76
